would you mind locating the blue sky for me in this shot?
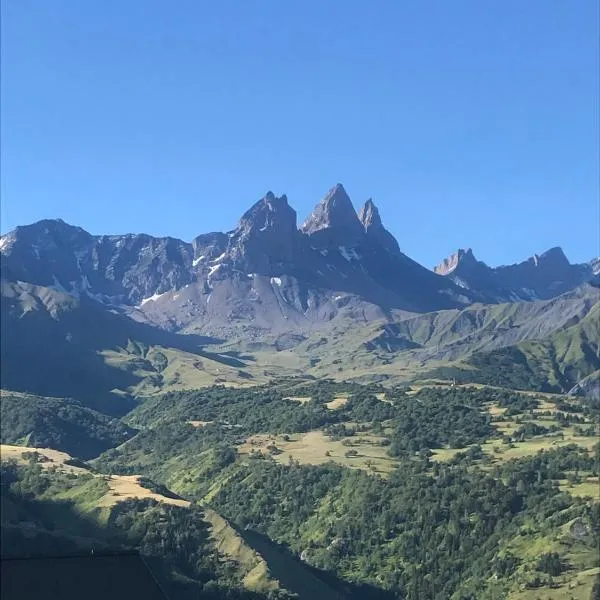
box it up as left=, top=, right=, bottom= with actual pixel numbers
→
left=2, top=1, right=598, bottom=268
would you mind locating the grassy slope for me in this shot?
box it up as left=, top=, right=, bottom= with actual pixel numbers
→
left=0, top=445, right=282, bottom=596
left=3, top=279, right=598, bottom=402
left=0, top=391, right=136, bottom=459
left=1, top=280, right=264, bottom=408
left=466, top=302, right=600, bottom=392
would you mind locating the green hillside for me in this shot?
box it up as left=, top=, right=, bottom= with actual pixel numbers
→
left=466, top=302, right=600, bottom=392
left=2, top=280, right=598, bottom=408
left=0, top=450, right=289, bottom=599
left=2, top=379, right=599, bottom=599
left=0, top=391, right=136, bottom=459
left=0, top=281, right=262, bottom=411
left=91, top=383, right=599, bottom=600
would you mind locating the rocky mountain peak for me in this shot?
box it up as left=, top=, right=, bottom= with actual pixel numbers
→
left=358, top=199, right=400, bottom=255
left=434, top=248, right=478, bottom=276
left=358, top=199, right=382, bottom=229
left=301, top=184, right=364, bottom=245
left=6, top=219, right=92, bottom=251
left=532, top=246, right=570, bottom=268
left=434, top=244, right=596, bottom=302
left=237, top=192, right=297, bottom=237
left=226, top=192, right=299, bottom=273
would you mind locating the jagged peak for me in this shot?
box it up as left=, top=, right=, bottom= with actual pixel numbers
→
left=358, top=198, right=382, bottom=229
left=358, top=198, right=401, bottom=255
left=526, top=246, right=570, bottom=268
left=434, top=248, right=479, bottom=275
left=301, top=183, right=363, bottom=240
left=237, top=192, right=297, bottom=236
left=538, top=246, right=569, bottom=265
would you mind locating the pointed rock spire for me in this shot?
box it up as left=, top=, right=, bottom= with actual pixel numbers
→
left=301, top=184, right=363, bottom=241
left=434, top=248, right=479, bottom=276
left=358, top=199, right=400, bottom=255
left=536, top=246, right=570, bottom=268
left=358, top=198, right=382, bottom=229
left=237, top=192, right=297, bottom=237
left=228, top=191, right=299, bottom=272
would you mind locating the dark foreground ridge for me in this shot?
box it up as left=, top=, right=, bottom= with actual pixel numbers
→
left=0, top=551, right=169, bottom=600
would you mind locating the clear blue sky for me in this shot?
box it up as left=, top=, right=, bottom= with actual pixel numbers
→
left=2, top=1, right=598, bottom=268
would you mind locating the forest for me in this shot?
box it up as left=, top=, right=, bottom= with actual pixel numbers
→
left=3, top=380, right=599, bottom=599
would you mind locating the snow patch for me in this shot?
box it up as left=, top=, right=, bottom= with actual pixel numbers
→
left=453, top=277, right=470, bottom=289
left=208, top=263, right=223, bottom=277
left=140, top=291, right=168, bottom=306
left=211, top=252, right=227, bottom=264
left=333, top=295, right=344, bottom=301
left=0, top=236, right=10, bottom=251
left=193, top=255, right=205, bottom=267
left=206, top=294, right=212, bottom=305
left=270, top=276, right=282, bottom=287
left=338, top=246, right=360, bottom=261
left=319, top=249, right=328, bottom=256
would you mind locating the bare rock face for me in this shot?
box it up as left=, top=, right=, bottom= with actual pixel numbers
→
left=435, top=246, right=596, bottom=302
left=493, top=247, right=593, bottom=300
left=358, top=199, right=400, bottom=255
left=433, top=248, right=498, bottom=295
left=301, top=183, right=364, bottom=246
left=228, top=192, right=299, bottom=273
left=434, top=248, right=478, bottom=276
left=0, top=219, right=193, bottom=304
left=192, top=232, right=228, bottom=265
left=0, top=219, right=93, bottom=289
left=91, top=234, right=194, bottom=303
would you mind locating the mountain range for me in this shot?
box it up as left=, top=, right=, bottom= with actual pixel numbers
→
left=434, top=246, right=598, bottom=302
left=1, top=183, right=599, bottom=401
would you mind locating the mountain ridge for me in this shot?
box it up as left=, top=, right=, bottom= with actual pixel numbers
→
left=434, top=245, right=596, bottom=302
left=1, top=184, right=598, bottom=401
left=0, top=186, right=477, bottom=338
left=3, top=185, right=595, bottom=323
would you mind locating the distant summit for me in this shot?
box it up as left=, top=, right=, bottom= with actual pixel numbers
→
left=435, top=246, right=597, bottom=301
left=301, top=184, right=364, bottom=245
left=434, top=248, right=479, bottom=276
left=358, top=199, right=400, bottom=255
